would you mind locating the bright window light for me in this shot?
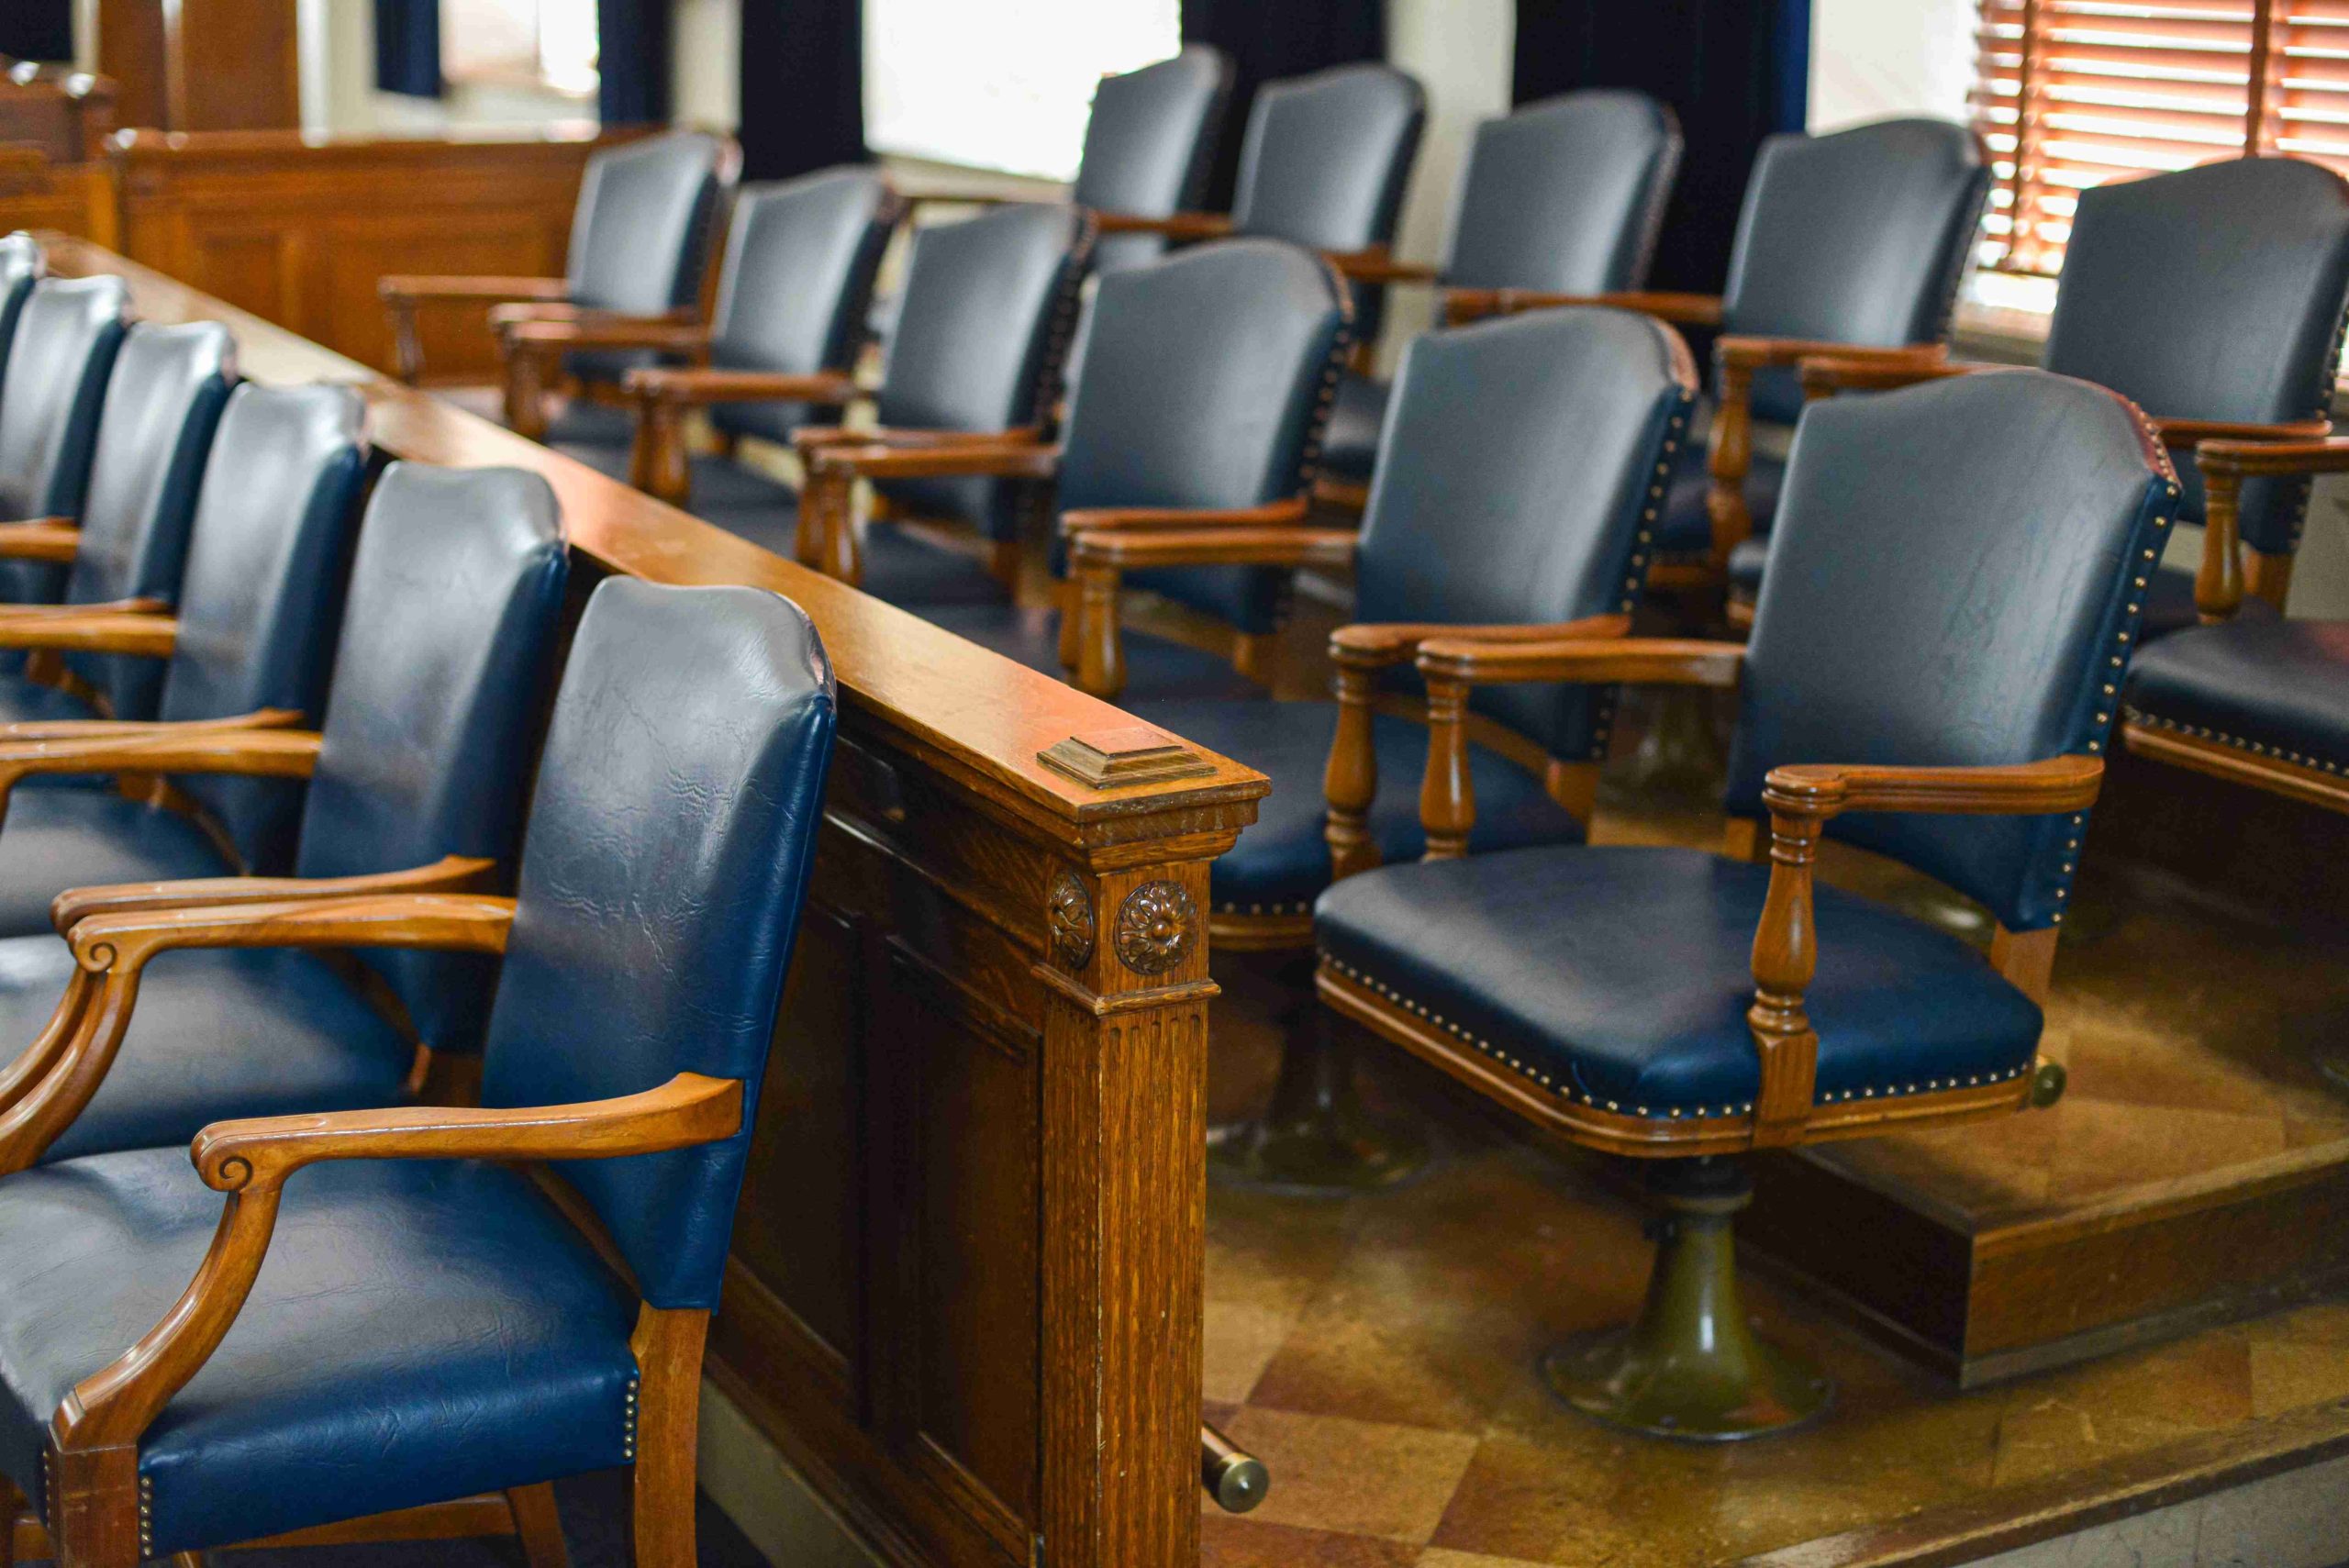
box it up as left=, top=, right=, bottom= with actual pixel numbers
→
left=863, top=0, right=1183, bottom=181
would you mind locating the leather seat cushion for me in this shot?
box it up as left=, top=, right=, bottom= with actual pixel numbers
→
left=0, top=936, right=414, bottom=1164
left=920, top=604, right=1266, bottom=701
left=0, top=791, right=233, bottom=937
left=0, top=1150, right=639, bottom=1554
left=1657, top=437, right=1784, bottom=557
left=1319, top=370, right=1388, bottom=484
left=1130, top=698, right=1585, bottom=914
left=1316, top=844, right=2043, bottom=1117
left=2122, top=609, right=2349, bottom=771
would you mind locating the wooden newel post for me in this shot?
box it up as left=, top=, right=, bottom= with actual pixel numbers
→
left=1708, top=354, right=1754, bottom=566
left=1747, top=793, right=1826, bottom=1148
left=1035, top=851, right=1221, bottom=1568
left=1419, top=674, right=1475, bottom=861
left=2193, top=456, right=2244, bottom=623
left=1324, top=658, right=1381, bottom=880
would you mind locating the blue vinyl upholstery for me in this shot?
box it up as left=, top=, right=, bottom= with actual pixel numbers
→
left=1319, top=369, right=2175, bottom=1119
left=560, top=131, right=732, bottom=386
left=0, top=276, right=128, bottom=604
left=1129, top=305, right=1693, bottom=919
left=2044, top=158, right=2349, bottom=560
left=0, top=384, right=367, bottom=936
left=2122, top=606, right=2349, bottom=775
left=289, top=463, right=569, bottom=1054
left=0, top=581, right=836, bottom=1554
left=1078, top=46, right=1231, bottom=276
left=0, top=1152, right=640, bottom=1551
left=57, top=322, right=239, bottom=720
left=1322, top=90, right=1683, bottom=484
left=480, top=579, right=838, bottom=1309
left=0, top=233, right=44, bottom=388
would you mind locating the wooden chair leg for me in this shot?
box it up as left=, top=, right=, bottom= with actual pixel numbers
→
left=629, top=1306, right=711, bottom=1568
left=505, top=1483, right=571, bottom=1568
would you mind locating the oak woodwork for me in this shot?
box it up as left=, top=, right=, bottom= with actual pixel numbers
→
left=629, top=1306, right=712, bottom=1568
left=47, top=851, right=496, bottom=934
left=0, top=706, right=298, bottom=747
left=0, top=60, right=117, bottom=165
left=1089, top=210, right=1231, bottom=240
left=0, top=520, right=83, bottom=563
left=0, top=609, right=176, bottom=656
left=0, top=725, right=317, bottom=828
left=99, top=0, right=299, bottom=134
left=1441, top=286, right=1725, bottom=328
left=804, top=436, right=1061, bottom=587
left=38, top=235, right=1268, bottom=1568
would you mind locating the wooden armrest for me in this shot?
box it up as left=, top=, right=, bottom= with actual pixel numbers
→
left=1326, top=247, right=1431, bottom=284
left=0, top=727, right=319, bottom=792
left=1742, top=754, right=2100, bottom=1144
left=807, top=439, right=1061, bottom=481
left=0, top=518, right=78, bottom=562
left=68, top=892, right=517, bottom=973
left=2196, top=433, right=2349, bottom=477
left=1760, top=755, right=2104, bottom=820
left=0, top=595, right=165, bottom=621
left=500, top=318, right=713, bottom=354
left=1059, top=497, right=1310, bottom=537
left=489, top=302, right=698, bottom=331
left=0, top=609, right=176, bottom=655
left=1071, top=526, right=1359, bottom=571
left=623, top=366, right=859, bottom=407
left=50, top=1068, right=739, bottom=1457
left=1798, top=352, right=1982, bottom=397
left=1092, top=209, right=1232, bottom=239
left=1414, top=635, right=1746, bottom=689
left=50, top=853, right=495, bottom=934
left=0, top=706, right=297, bottom=746
left=793, top=424, right=1041, bottom=455
left=1331, top=613, right=1630, bottom=669
left=1720, top=337, right=1943, bottom=373
left=2153, top=417, right=2331, bottom=450
left=378, top=275, right=569, bottom=305
left=1446, top=288, right=1724, bottom=328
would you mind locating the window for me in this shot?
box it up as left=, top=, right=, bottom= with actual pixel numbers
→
left=440, top=0, right=600, bottom=98
left=863, top=0, right=1183, bottom=182
left=1974, top=1, right=2349, bottom=273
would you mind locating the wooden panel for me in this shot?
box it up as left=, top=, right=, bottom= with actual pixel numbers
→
left=171, top=0, right=299, bottom=132
left=24, top=239, right=1268, bottom=1568
left=105, top=129, right=600, bottom=379
left=95, top=0, right=166, bottom=130
left=0, top=149, right=112, bottom=245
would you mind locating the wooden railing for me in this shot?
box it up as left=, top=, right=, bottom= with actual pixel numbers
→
left=41, top=233, right=1265, bottom=1568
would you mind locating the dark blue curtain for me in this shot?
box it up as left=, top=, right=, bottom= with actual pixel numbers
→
left=0, top=0, right=75, bottom=61
left=1513, top=0, right=1809, bottom=295
left=373, top=0, right=442, bottom=98
left=598, top=0, right=673, bottom=126
left=738, top=0, right=865, bottom=179
left=1181, top=0, right=1385, bottom=211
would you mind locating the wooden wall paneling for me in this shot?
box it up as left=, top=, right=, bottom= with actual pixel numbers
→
left=170, top=0, right=300, bottom=132
left=95, top=0, right=166, bottom=130
left=0, top=148, right=114, bottom=244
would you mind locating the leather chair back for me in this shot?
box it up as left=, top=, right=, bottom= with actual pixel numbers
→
left=1056, top=238, right=1350, bottom=633
left=1727, top=370, right=2178, bottom=930
left=157, top=384, right=369, bottom=873
left=1355, top=306, right=1697, bottom=761
left=61, top=321, right=238, bottom=722
left=1077, top=45, right=1231, bottom=275
left=0, top=232, right=43, bottom=382
left=1232, top=63, right=1425, bottom=347
left=705, top=167, right=898, bottom=447
left=1444, top=91, right=1682, bottom=295
left=565, top=130, right=730, bottom=317
left=1721, top=119, right=1990, bottom=421
left=480, top=579, right=838, bottom=1310
left=2043, top=157, right=2349, bottom=555
left=295, top=463, right=568, bottom=1055
left=0, top=274, right=128, bottom=521
left=873, top=203, right=1092, bottom=541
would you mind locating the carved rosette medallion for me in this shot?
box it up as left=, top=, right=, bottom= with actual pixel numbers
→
left=1114, top=881, right=1197, bottom=975
left=1047, top=870, right=1096, bottom=969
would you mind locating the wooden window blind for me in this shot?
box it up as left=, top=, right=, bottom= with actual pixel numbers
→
left=1974, top=1, right=2349, bottom=272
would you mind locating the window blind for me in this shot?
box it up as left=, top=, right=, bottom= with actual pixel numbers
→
left=1973, top=0, right=2349, bottom=272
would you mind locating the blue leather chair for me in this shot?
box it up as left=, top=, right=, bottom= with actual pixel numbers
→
left=1073, top=45, right=1232, bottom=276
left=1776, top=159, right=2349, bottom=637
left=1469, top=118, right=1988, bottom=594
left=523, top=167, right=898, bottom=506
left=0, top=461, right=567, bottom=1173
left=0, top=383, right=366, bottom=931
left=0, top=232, right=44, bottom=389
left=0, top=576, right=835, bottom=1568
left=1318, top=91, right=1684, bottom=495
left=1312, top=369, right=2177, bottom=1438
left=763, top=202, right=1092, bottom=605
left=382, top=130, right=738, bottom=411
left=0, top=321, right=237, bottom=728
left=809, top=238, right=1350, bottom=701
left=1094, top=305, right=1696, bottom=1189
left=0, top=275, right=130, bottom=606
